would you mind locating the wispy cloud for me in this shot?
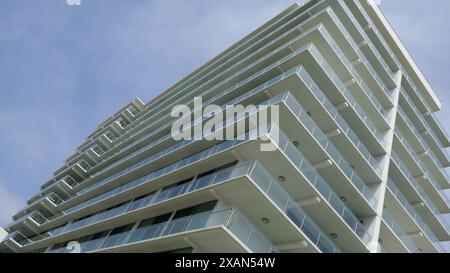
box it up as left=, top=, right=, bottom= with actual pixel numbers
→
left=0, top=0, right=449, bottom=250
left=0, top=0, right=300, bottom=213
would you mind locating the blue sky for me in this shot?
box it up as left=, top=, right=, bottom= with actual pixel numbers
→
left=0, top=0, right=449, bottom=247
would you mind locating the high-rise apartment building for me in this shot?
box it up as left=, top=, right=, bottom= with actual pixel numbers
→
left=1, top=0, right=449, bottom=253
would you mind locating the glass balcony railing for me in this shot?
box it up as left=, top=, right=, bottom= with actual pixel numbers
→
left=28, top=211, right=47, bottom=225
left=51, top=161, right=261, bottom=236
left=21, top=102, right=280, bottom=229
left=50, top=24, right=388, bottom=209
left=6, top=230, right=52, bottom=246
left=52, top=6, right=392, bottom=197
left=352, top=0, right=450, bottom=145
left=31, top=141, right=253, bottom=228
left=381, top=209, right=420, bottom=253
left=280, top=89, right=377, bottom=208
left=387, top=178, right=445, bottom=252
left=426, top=114, right=450, bottom=150
left=342, top=0, right=399, bottom=76
left=247, top=160, right=341, bottom=253
left=17, top=160, right=341, bottom=253
left=21, top=26, right=383, bottom=243
left=6, top=210, right=48, bottom=229
left=66, top=42, right=316, bottom=196
left=400, top=89, right=450, bottom=168
left=47, top=207, right=278, bottom=253
left=319, top=16, right=392, bottom=116
left=298, top=67, right=381, bottom=175
left=101, top=0, right=324, bottom=142
left=169, top=75, right=380, bottom=211
left=308, top=45, right=387, bottom=148
left=65, top=131, right=261, bottom=216
left=330, top=9, right=395, bottom=101
left=391, top=152, right=450, bottom=239
left=402, top=76, right=449, bottom=148
left=63, top=91, right=370, bottom=246
left=394, top=127, right=450, bottom=210
left=55, top=5, right=327, bottom=181
left=51, top=41, right=384, bottom=212
left=21, top=117, right=347, bottom=252
left=19, top=119, right=359, bottom=252
left=76, top=86, right=287, bottom=197
left=17, top=192, right=65, bottom=216
left=6, top=231, right=32, bottom=246
left=268, top=124, right=372, bottom=245
left=398, top=102, right=448, bottom=172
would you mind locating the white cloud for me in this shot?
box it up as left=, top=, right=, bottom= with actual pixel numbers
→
left=93, top=0, right=295, bottom=103
left=0, top=178, right=24, bottom=226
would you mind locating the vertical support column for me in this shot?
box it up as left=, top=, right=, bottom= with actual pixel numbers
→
left=364, top=69, right=402, bottom=253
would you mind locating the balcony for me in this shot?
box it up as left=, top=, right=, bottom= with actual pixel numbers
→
left=344, top=0, right=400, bottom=75
left=43, top=160, right=339, bottom=253
left=385, top=178, right=445, bottom=252
left=295, top=66, right=382, bottom=180
left=40, top=22, right=392, bottom=208
left=13, top=192, right=66, bottom=220
left=12, top=117, right=367, bottom=252
left=55, top=176, right=79, bottom=196
left=48, top=207, right=278, bottom=253
left=380, top=209, right=420, bottom=253
left=49, top=161, right=332, bottom=252
left=5, top=211, right=48, bottom=235
left=334, top=0, right=399, bottom=83
left=45, top=40, right=385, bottom=214
left=315, top=8, right=394, bottom=113
left=424, top=112, right=450, bottom=148
left=54, top=11, right=392, bottom=198
left=400, top=88, right=450, bottom=169
left=394, top=128, right=450, bottom=213
left=390, top=153, right=450, bottom=241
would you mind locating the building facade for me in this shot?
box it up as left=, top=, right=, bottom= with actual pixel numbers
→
left=1, top=0, right=450, bottom=253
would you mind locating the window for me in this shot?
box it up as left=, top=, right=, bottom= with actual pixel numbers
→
left=127, top=106, right=139, bottom=116
left=127, top=192, right=156, bottom=212
left=101, top=223, right=135, bottom=249
left=195, top=162, right=237, bottom=179
left=104, top=131, right=116, bottom=142
left=169, top=201, right=217, bottom=234
left=196, top=169, right=216, bottom=179
left=82, top=230, right=110, bottom=252
left=78, top=159, right=91, bottom=172
left=63, top=176, right=77, bottom=187
left=116, top=118, right=129, bottom=129
left=129, top=213, right=171, bottom=243
left=215, top=161, right=238, bottom=172
left=91, top=144, right=105, bottom=156
left=172, top=200, right=217, bottom=220
left=48, top=193, right=63, bottom=205
left=155, top=177, right=194, bottom=203
left=194, top=162, right=238, bottom=189
left=213, top=161, right=238, bottom=181
left=162, top=177, right=194, bottom=191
